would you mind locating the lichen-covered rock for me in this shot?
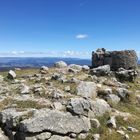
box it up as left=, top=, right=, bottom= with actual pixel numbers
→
left=77, top=81, right=97, bottom=98
left=67, top=98, right=111, bottom=117
left=19, top=109, right=91, bottom=134
left=67, top=98, right=91, bottom=115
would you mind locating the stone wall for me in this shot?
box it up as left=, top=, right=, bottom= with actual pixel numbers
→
left=92, top=48, right=138, bottom=70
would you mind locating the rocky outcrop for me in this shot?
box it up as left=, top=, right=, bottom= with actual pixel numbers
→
left=92, top=48, right=138, bottom=70
left=19, top=109, right=91, bottom=134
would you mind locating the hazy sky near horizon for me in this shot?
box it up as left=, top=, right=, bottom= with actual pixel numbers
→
left=0, top=0, right=140, bottom=58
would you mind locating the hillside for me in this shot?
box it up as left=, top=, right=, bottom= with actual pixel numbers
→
left=0, top=62, right=140, bottom=140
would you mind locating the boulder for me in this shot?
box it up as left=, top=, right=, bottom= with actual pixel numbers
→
left=19, top=109, right=91, bottom=134
left=93, top=134, right=100, bottom=140
left=77, top=81, right=97, bottom=98
left=40, top=66, right=49, bottom=74
left=15, top=132, right=52, bottom=140
left=0, top=108, right=33, bottom=129
left=90, top=65, right=110, bottom=76
left=116, top=68, right=137, bottom=82
left=67, top=98, right=91, bottom=116
left=20, top=84, right=30, bottom=94
left=68, top=64, right=82, bottom=71
left=67, top=98, right=111, bottom=117
left=54, top=61, right=67, bottom=68
left=90, top=98, right=111, bottom=116
left=7, top=70, right=16, bottom=79
left=107, top=116, right=117, bottom=128
left=105, top=94, right=120, bottom=104
left=115, top=88, right=131, bottom=101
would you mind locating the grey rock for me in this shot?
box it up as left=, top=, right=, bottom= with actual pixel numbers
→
left=0, top=75, right=4, bottom=82
left=127, top=126, right=139, bottom=132
left=64, top=86, right=71, bottom=92
left=19, top=109, right=91, bottom=134
left=0, top=108, right=33, bottom=129
left=78, top=133, right=88, bottom=139
left=7, top=70, right=16, bottom=79
left=82, top=65, right=90, bottom=71
left=0, top=128, right=9, bottom=140
left=116, top=68, right=137, bottom=82
left=67, top=98, right=111, bottom=117
left=68, top=68, right=79, bottom=74
left=36, top=132, right=51, bottom=140
left=107, top=116, right=116, bottom=128
left=90, top=119, right=100, bottom=128
left=68, top=64, right=82, bottom=71
left=93, top=134, right=100, bottom=140
left=20, top=84, right=30, bottom=94
left=67, top=98, right=91, bottom=115
left=115, top=88, right=131, bottom=101
left=53, top=102, right=64, bottom=111
left=49, top=135, right=75, bottom=140
left=51, top=90, right=64, bottom=99
left=90, top=98, right=111, bottom=116
left=51, top=73, right=62, bottom=80
left=77, top=81, right=97, bottom=98
left=106, top=94, right=120, bottom=104
left=69, top=133, right=77, bottom=138
left=54, top=61, right=67, bottom=68
left=40, top=66, right=49, bottom=74
left=136, top=95, right=140, bottom=104
left=90, top=65, right=110, bottom=76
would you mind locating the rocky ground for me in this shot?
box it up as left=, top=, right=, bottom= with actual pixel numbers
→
left=0, top=61, right=140, bottom=140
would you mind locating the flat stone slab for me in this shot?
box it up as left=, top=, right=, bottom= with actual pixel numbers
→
left=19, top=109, right=91, bottom=134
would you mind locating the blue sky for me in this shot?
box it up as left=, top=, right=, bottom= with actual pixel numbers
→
left=0, top=0, right=140, bottom=58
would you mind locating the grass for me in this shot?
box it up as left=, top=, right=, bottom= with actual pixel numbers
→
left=0, top=98, right=47, bottom=110
left=14, top=100, right=47, bottom=109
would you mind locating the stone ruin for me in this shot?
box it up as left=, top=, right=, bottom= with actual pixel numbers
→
left=92, top=48, right=138, bottom=71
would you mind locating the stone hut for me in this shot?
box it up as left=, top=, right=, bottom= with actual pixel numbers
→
left=92, top=48, right=138, bottom=70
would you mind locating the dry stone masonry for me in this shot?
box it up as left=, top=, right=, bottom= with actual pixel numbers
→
left=92, top=48, right=138, bottom=70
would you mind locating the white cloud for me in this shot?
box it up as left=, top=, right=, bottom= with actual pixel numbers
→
left=76, top=34, right=88, bottom=39
left=0, top=50, right=91, bottom=58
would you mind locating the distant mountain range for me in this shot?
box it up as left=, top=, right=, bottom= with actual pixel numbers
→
left=0, top=57, right=139, bottom=71
left=0, top=57, right=91, bottom=71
